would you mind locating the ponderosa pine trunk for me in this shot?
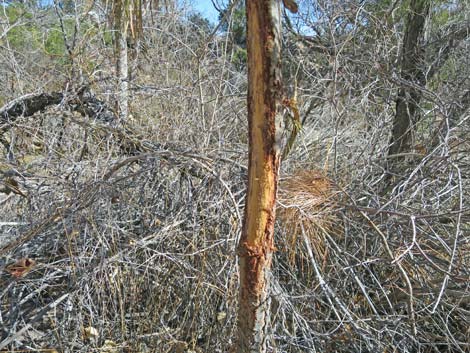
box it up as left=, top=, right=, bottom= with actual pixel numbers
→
left=234, top=0, right=284, bottom=352
left=388, top=0, right=429, bottom=158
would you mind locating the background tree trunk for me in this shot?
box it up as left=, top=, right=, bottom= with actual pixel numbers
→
left=234, top=1, right=283, bottom=352
left=388, top=0, right=430, bottom=158
left=114, top=0, right=129, bottom=121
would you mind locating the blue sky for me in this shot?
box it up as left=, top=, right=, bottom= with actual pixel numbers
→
left=38, top=0, right=221, bottom=25
left=192, top=0, right=220, bottom=24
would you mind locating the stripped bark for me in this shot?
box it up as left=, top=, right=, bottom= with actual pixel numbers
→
left=234, top=0, right=284, bottom=352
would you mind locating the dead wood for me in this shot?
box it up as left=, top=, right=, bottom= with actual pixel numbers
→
left=0, top=90, right=116, bottom=130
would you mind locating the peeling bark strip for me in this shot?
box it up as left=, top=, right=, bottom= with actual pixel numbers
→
left=234, top=1, right=283, bottom=352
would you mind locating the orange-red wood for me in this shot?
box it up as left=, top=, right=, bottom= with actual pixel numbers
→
left=234, top=1, right=284, bottom=352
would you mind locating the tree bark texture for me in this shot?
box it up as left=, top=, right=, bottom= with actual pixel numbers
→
left=234, top=1, right=283, bottom=352
left=114, top=0, right=129, bottom=121
left=0, top=93, right=63, bottom=124
left=388, top=0, right=430, bottom=157
left=0, top=90, right=116, bottom=131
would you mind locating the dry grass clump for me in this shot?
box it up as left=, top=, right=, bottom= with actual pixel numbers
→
left=277, top=170, right=341, bottom=261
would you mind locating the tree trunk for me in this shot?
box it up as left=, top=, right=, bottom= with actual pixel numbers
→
left=388, top=0, right=429, bottom=158
left=234, top=1, right=283, bottom=352
left=114, top=0, right=129, bottom=121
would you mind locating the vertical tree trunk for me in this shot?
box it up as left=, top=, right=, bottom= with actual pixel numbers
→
left=114, top=0, right=129, bottom=121
left=388, top=0, right=429, bottom=158
left=234, top=1, right=283, bottom=352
